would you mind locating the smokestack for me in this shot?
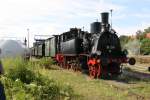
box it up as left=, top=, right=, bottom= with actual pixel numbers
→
left=101, top=12, right=109, bottom=25
left=101, top=12, right=110, bottom=32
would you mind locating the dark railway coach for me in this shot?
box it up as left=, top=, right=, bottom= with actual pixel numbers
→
left=31, top=47, right=35, bottom=56
left=60, top=38, right=83, bottom=54
left=60, top=28, right=84, bottom=54
left=45, top=36, right=59, bottom=57
left=33, top=40, right=45, bottom=57
left=37, top=43, right=45, bottom=57
left=34, top=45, right=38, bottom=57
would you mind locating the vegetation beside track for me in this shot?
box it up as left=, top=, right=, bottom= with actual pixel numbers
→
left=1, top=57, right=150, bottom=100
left=1, top=57, right=74, bottom=100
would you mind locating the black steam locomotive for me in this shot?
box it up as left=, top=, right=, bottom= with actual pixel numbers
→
left=31, top=12, right=135, bottom=78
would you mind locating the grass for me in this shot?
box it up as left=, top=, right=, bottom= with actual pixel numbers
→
left=39, top=69, right=150, bottom=100
left=1, top=57, right=150, bottom=100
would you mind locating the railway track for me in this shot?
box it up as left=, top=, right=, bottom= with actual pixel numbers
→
left=123, top=69, right=150, bottom=80
left=134, top=55, right=150, bottom=63
left=122, top=55, right=150, bottom=80
left=128, top=64, right=150, bottom=73
left=122, top=63, right=150, bottom=80
left=102, top=64, right=150, bottom=100
left=105, top=80, right=146, bottom=100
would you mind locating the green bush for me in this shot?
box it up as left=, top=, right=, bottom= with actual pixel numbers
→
left=25, top=79, right=61, bottom=100
left=1, top=57, right=74, bottom=100
left=41, top=57, right=54, bottom=65
left=38, top=58, right=56, bottom=69
left=7, top=61, right=36, bottom=84
left=1, top=70, right=74, bottom=100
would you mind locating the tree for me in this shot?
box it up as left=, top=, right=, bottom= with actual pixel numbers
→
left=136, top=30, right=143, bottom=40
left=140, top=38, right=150, bottom=55
left=119, top=35, right=130, bottom=48
left=143, top=27, right=150, bottom=34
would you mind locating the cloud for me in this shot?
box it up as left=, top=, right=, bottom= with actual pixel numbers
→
left=0, top=0, right=67, bottom=40
left=115, top=21, right=150, bottom=36
left=0, top=0, right=125, bottom=34
left=0, top=0, right=149, bottom=46
left=134, top=13, right=150, bottom=19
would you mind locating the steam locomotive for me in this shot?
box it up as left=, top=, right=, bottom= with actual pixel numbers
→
left=31, top=12, right=135, bottom=78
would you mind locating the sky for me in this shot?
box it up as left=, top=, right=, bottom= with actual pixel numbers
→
left=0, top=0, right=150, bottom=46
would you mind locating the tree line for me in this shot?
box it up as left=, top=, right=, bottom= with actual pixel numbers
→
left=119, top=27, right=150, bottom=55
